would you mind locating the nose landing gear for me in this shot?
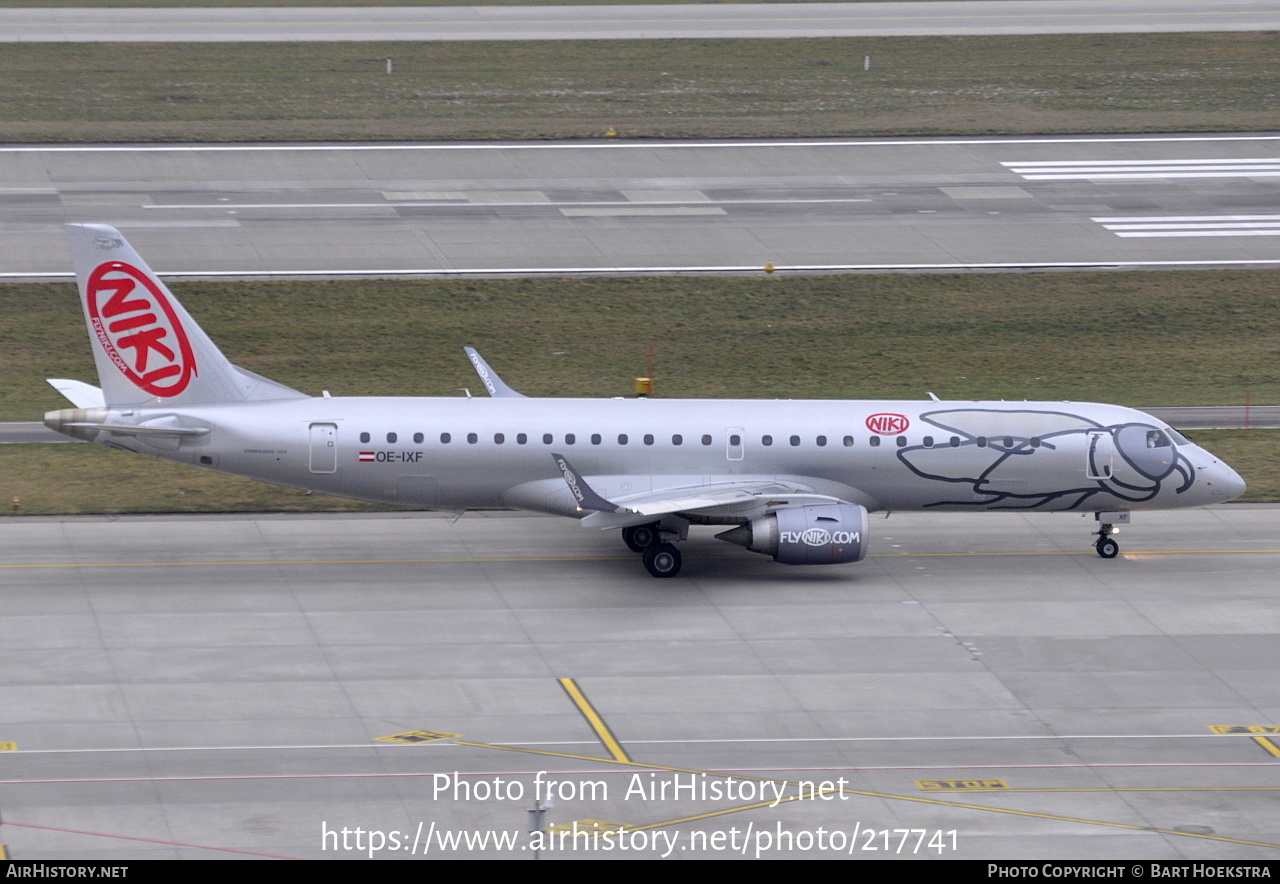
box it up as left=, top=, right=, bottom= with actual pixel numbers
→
left=1095, top=528, right=1119, bottom=559
left=1092, top=511, right=1128, bottom=559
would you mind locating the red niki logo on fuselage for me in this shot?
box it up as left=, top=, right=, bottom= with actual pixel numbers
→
left=866, top=413, right=909, bottom=435
left=86, top=261, right=197, bottom=397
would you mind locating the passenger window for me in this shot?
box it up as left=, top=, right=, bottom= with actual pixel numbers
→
left=702, top=434, right=712, bottom=446
left=413, top=432, right=424, bottom=444
left=950, top=436, right=960, bottom=447
left=467, top=433, right=478, bottom=444
left=977, top=437, right=987, bottom=448
left=923, top=436, right=934, bottom=448
left=387, top=432, right=397, bottom=444
left=896, top=436, right=907, bottom=447
left=817, top=435, right=827, bottom=447
left=1031, top=437, right=1041, bottom=448
left=543, top=433, right=553, bottom=445
left=843, top=436, right=854, bottom=447
left=762, top=435, right=773, bottom=446
left=790, top=435, right=800, bottom=446
left=591, top=434, right=601, bottom=445
left=869, top=436, right=881, bottom=448
left=517, top=433, right=527, bottom=445
left=440, top=433, right=451, bottom=444
left=494, top=433, right=504, bottom=444
left=672, top=434, right=682, bottom=446
left=644, top=434, right=654, bottom=446
left=1003, top=436, right=1013, bottom=449
left=730, top=434, right=741, bottom=446
left=565, top=433, right=575, bottom=445
left=618, top=434, right=628, bottom=445
left=360, top=432, right=370, bottom=443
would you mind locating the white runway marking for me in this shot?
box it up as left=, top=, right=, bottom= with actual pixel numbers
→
left=1093, top=214, right=1280, bottom=238
left=1005, top=157, right=1280, bottom=181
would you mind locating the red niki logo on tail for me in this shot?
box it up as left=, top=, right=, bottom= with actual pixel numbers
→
left=86, top=261, right=197, bottom=397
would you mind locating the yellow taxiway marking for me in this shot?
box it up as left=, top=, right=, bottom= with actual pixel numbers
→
left=559, top=678, right=632, bottom=764
left=918, top=778, right=1007, bottom=791
left=0, top=742, right=16, bottom=751
left=6, top=548, right=1280, bottom=570
left=546, top=820, right=628, bottom=837
left=1210, top=725, right=1280, bottom=758
left=451, top=734, right=1280, bottom=851
left=0, top=845, right=7, bottom=860
left=1253, top=738, right=1280, bottom=758
left=374, top=731, right=458, bottom=745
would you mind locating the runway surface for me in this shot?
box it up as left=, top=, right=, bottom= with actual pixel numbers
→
left=3, top=0, right=1280, bottom=42
left=1, top=507, right=1278, bottom=859
left=5, top=134, right=1280, bottom=278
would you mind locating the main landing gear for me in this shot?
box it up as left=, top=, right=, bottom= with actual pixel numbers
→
left=621, top=523, right=659, bottom=553
left=623, top=522, right=683, bottom=577
left=642, top=543, right=682, bottom=578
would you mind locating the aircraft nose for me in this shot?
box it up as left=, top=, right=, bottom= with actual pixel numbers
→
left=1215, top=462, right=1247, bottom=502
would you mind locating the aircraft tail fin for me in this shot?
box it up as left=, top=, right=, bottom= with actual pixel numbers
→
left=66, top=224, right=307, bottom=407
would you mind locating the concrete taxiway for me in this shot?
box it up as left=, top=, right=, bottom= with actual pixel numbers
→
left=4, top=134, right=1280, bottom=278
left=1, top=507, right=1277, bottom=859
left=3, top=1, right=1280, bottom=43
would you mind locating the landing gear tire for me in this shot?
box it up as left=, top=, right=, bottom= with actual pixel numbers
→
left=623, top=523, right=660, bottom=553
left=1095, top=537, right=1119, bottom=559
left=642, top=542, right=682, bottom=578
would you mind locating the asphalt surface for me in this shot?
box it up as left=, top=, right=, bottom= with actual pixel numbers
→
left=3, top=0, right=1280, bottom=42
left=5, top=134, right=1280, bottom=279
left=2, top=507, right=1277, bottom=859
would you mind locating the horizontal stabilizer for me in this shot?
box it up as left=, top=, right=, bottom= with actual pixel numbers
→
left=62, top=422, right=209, bottom=437
left=47, top=378, right=105, bottom=409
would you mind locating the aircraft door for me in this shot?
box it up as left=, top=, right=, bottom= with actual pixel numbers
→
left=1086, top=429, right=1114, bottom=480
left=726, top=427, right=744, bottom=461
left=309, top=422, right=337, bottom=473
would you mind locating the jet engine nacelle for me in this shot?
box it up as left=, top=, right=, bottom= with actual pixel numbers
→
left=716, top=503, right=869, bottom=565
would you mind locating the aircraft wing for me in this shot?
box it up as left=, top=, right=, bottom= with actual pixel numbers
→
left=583, top=482, right=847, bottom=529
left=551, top=456, right=846, bottom=528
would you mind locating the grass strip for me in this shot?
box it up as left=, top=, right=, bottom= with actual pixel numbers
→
left=0, top=33, right=1276, bottom=142
left=4, top=270, right=1278, bottom=511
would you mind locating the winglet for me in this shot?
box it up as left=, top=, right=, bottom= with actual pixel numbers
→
left=464, top=347, right=526, bottom=398
left=552, top=453, right=622, bottom=513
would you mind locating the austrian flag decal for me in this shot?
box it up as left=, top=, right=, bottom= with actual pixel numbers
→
left=358, top=452, right=376, bottom=462
left=86, top=261, right=197, bottom=397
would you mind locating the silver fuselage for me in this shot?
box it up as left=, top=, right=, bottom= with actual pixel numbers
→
left=47, top=396, right=1245, bottom=521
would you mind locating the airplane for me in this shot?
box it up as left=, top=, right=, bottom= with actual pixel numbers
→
left=44, top=224, right=1246, bottom=578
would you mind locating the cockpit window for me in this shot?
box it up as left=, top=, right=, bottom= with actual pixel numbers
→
left=1163, top=426, right=1191, bottom=446
left=1146, top=429, right=1171, bottom=449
